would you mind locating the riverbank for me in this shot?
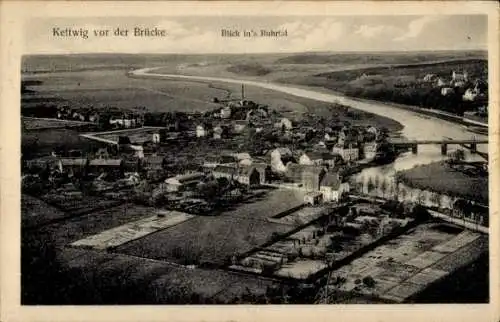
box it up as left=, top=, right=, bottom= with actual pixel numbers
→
left=396, top=161, right=488, bottom=204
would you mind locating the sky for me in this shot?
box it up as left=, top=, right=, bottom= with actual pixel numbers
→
left=25, top=15, right=487, bottom=54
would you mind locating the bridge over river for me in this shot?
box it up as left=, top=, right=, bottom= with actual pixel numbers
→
left=388, top=138, right=489, bottom=156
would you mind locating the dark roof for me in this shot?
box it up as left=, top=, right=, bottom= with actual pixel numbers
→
left=204, top=156, right=221, bottom=163
left=238, top=165, right=257, bottom=177
left=302, top=165, right=326, bottom=175
left=320, top=172, right=341, bottom=189
left=213, top=165, right=238, bottom=175
left=167, top=172, right=205, bottom=183
left=303, top=151, right=325, bottom=160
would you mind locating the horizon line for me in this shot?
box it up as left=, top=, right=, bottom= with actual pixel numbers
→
left=22, top=48, right=488, bottom=57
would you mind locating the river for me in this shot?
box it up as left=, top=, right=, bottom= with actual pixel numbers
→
left=131, top=68, right=488, bottom=180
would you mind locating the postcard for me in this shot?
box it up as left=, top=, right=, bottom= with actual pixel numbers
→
left=1, top=1, right=499, bottom=322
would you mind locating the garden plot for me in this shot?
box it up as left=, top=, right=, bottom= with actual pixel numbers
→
left=323, top=223, right=485, bottom=303
left=71, top=210, right=194, bottom=250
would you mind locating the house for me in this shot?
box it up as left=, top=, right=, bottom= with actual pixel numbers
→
left=338, top=127, right=360, bottom=146
left=285, top=163, right=307, bottom=184
left=25, top=156, right=59, bottom=171
left=252, top=163, right=270, bottom=184
left=452, top=80, right=466, bottom=88
left=304, top=191, right=323, bottom=206
left=164, top=172, right=205, bottom=192
left=213, top=126, right=224, bottom=139
left=228, top=152, right=252, bottom=162
left=324, top=133, right=336, bottom=142
left=423, top=74, right=437, bottom=82
left=366, top=126, right=378, bottom=140
left=302, top=166, right=327, bottom=191
left=319, top=172, right=349, bottom=202
left=212, top=164, right=237, bottom=181
left=299, top=151, right=324, bottom=166
left=436, top=78, right=447, bottom=87
left=110, top=117, right=137, bottom=128
left=88, top=158, right=124, bottom=178
left=88, top=112, right=99, bottom=123
left=235, top=165, right=262, bottom=187
left=270, top=147, right=294, bottom=173
left=152, top=132, right=161, bottom=144
left=361, top=142, right=378, bottom=160
left=452, top=70, right=468, bottom=82
left=57, top=158, right=88, bottom=176
left=274, top=118, right=293, bottom=131
left=95, top=148, right=110, bottom=159
left=196, top=124, right=207, bottom=137
left=463, top=88, right=480, bottom=101
left=332, top=143, right=359, bottom=162
left=220, top=106, right=232, bottom=119
left=233, top=120, right=247, bottom=133
left=212, top=164, right=262, bottom=186
left=299, top=151, right=339, bottom=168
left=441, top=87, right=454, bottom=96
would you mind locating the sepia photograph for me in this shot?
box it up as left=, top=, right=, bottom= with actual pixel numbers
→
left=1, top=2, right=499, bottom=321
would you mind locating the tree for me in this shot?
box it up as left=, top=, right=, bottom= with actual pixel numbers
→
left=367, top=177, right=375, bottom=193
left=380, top=178, right=389, bottom=198
left=362, top=276, right=376, bottom=288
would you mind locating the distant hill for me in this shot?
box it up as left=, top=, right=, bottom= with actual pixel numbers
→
left=274, top=51, right=487, bottom=65
left=226, top=63, right=271, bottom=76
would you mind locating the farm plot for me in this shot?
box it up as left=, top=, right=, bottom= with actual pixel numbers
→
left=115, top=214, right=292, bottom=266
left=231, top=209, right=415, bottom=280
left=324, top=223, right=486, bottom=303
left=40, top=192, right=121, bottom=217
left=37, top=204, right=158, bottom=247
left=218, top=188, right=304, bottom=221
left=71, top=210, right=195, bottom=250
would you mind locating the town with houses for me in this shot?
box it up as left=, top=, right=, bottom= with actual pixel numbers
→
left=21, top=62, right=490, bottom=305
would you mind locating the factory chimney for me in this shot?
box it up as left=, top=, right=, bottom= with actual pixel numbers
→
left=241, top=84, right=245, bottom=100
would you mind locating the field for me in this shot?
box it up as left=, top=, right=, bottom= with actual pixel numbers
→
left=115, top=189, right=304, bottom=265
left=22, top=194, right=282, bottom=304
left=45, top=247, right=279, bottom=304
left=71, top=211, right=195, bottom=250
left=22, top=127, right=107, bottom=158
left=397, top=161, right=488, bottom=203
left=22, top=117, right=91, bottom=130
